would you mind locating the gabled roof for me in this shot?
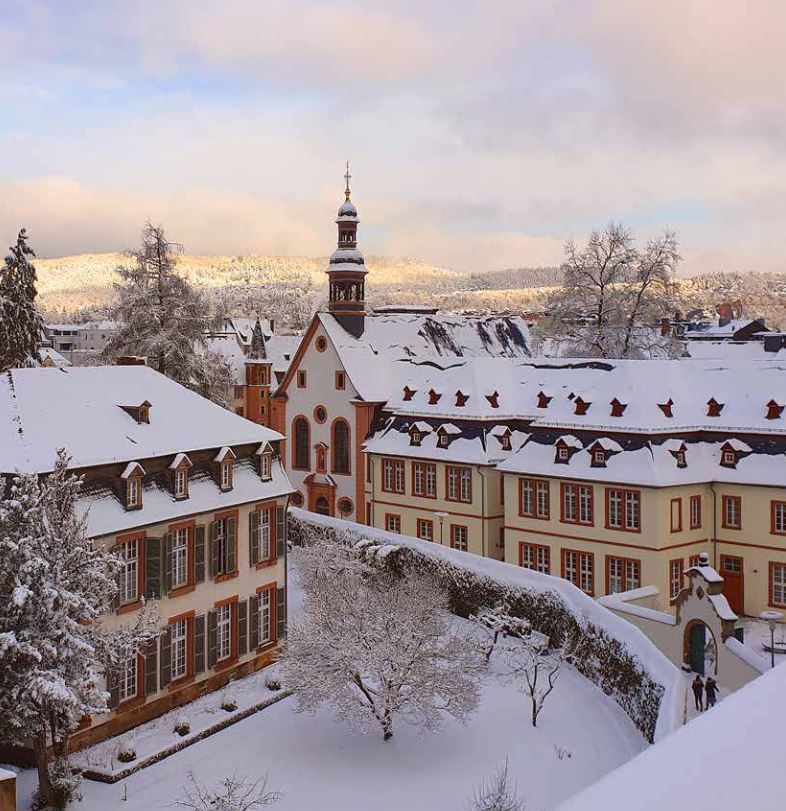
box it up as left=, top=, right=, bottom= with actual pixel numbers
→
left=0, top=366, right=283, bottom=475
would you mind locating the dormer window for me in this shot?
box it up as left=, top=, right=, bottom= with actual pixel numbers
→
left=214, top=447, right=236, bottom=491
left=486, top=391, right=499, bottom=409
left=721, top=449, right=737, bottom=468
left=591, top=448, right=607, bottom=467
left=410, top=430, right=421, bottom=447
left=500, top=433, right=512, bottom=451
left=438, top=432, right=449, bottom=447
left=120, top=462, right=145, bottom=511
left=119, top=400, right=152, bottom=424
left=675, top=450, right=687, bottom=468
left=658, top=399, right=674, bottom=418
left=220, top=461, right=233, bottom=490
left=175, top=468, right=188, bottom=498
left=537, top=391, right=552, bottom=409
left=610, top=398, right=627, bottom=417
left=455, top=390, right=469, bottom=408
left=428, top=389, right=441, bottom=405
left=766, top=399, right=784, bottom=420
left=707, top=398, right=724, bottom=417
left=574, top=397, right=591, bottom=416
left=403, top=386, right=416, bottom=402
left=260, top=452, right=272, bottom=481
left=557, top=446, right=569, bottom=462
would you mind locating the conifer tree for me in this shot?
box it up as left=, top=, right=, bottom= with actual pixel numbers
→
left=0, top=229, right=45, bottom=371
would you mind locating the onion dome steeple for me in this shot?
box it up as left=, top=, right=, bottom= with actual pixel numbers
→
left=327, top=162, right=367, bottom=338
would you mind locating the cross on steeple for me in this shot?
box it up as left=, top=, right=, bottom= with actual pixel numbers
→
left=344, top=160, right=352, bottom=200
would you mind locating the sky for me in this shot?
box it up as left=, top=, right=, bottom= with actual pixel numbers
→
left=1, top=0, right=785, bottom=274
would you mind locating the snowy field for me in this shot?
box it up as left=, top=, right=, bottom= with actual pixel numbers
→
left=11, top=550, right=649, bottom=810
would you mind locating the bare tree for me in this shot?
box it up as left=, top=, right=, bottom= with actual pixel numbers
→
left=502, top=631, right=584, bottom=728
left=470, top=604, right=531, bottom=662
left=470, top=759, right=525, bottom=811
left=283, top=545, right=484, bottom=741
left=173, top=770, right=280, bottom=810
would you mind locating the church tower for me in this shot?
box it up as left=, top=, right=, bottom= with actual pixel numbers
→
left=327, top=162, right=368, bottom=338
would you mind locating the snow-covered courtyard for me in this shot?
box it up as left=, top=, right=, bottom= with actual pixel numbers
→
left=10, top=547, right=649, bottom=810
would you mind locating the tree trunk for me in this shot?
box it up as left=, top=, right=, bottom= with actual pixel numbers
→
left=381, top=714, right=393, bottom=741
left=33, top=729, right=54, bottom=808
left=531, top=699, right=538, bottom=728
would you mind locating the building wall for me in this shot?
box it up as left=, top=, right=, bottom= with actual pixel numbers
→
left=365, top=453, right=504, bottom=559
left=502, top=472, right=786, bottom=616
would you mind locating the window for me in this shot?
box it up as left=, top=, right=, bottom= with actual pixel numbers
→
left=670, top=498, right=682, bottom=532
left=500, top=432, right=512, bottom=451
left=519, top=478, right=550, bottom=519
left=171, top=527, right=189, bottom=589
left=251, top=508, right=272, bottom=563
left=773, top=501, right=786, bottom=535
left=410, top=429, right=421, bottom=446
left=316, top=336, right=327, bottom=352
left=451, top=525, right=468, bottom=552
left=259, top=452, right=272, bottom=481
left=675, top=449, right=686, bottom=468
left=722, top=555, right=742, bottom=574
left=722, top=495, right=741, bottom=529
left=118, top=539, right=139, bottom=605
left=385, top=513, right=401, bottom=533
left=214, top=517, right=236, bottom=575
left=127, top=476, right=141, bottom=508
left=606, top=488, right=640, bottom=531
left=216, top=604, right=232, bottom=662
left=446, top=466, right=472, bottom=503
left=314, top=405, right=327, bottom=424
left=297, top=370, right=307, bottom=388
left=669, top=559, right=683, bottom=599
left=519, top=543, right=550, bottom=573
left=592, top=449, right=606, bottom=466
left=382, top=459, right=405, bottom=494
left=118, top=655, right=138, bottom=703
left=335, top=371, right=346, bottom=390
left=417, top=518, right=434, bottom=542
left=171, top=619, right=188, bottom=681
left=413, top=462, right=437, bottom=498
left=561, top=483, right=593, bottom=525
left=556, top=446, right=569, bottom=462
left=690, top=495, right=702, bottom=529
left=770, top=563, right=786, bottom=607
left=607, top=556, right=641, bottom=594
left=174, top=468, right=188, bottom=498
left=220, top=461, right=233, bottom=490
left=332, top=420, right=351, bottom=474
left=438, top=432, right=449, bottom=447
left=721, top=449, right=736, bottom=467
left=293, top=417, right=310, bottom=469
left=259, top=589, right=273, bottom=645
left=562, top=550, right=594, bottom=595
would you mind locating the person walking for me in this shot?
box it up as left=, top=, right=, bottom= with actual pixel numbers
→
left=705, top=676, right=719, bottom=709
left=691, top=674, right=704, bottom=712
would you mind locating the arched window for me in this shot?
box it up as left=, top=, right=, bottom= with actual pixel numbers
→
left=293, top=417, right=310, bottom=470
left=332, top=419, right=351, bottom=475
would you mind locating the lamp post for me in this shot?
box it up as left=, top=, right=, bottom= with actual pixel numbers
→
left=761, top=610, right=783, bottom=669
left=433, top=511, right=448, bottom=546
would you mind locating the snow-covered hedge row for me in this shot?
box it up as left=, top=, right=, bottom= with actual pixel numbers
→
left=288, top=509, right=683, bottom=743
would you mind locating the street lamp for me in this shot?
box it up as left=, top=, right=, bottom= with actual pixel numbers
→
left=433, top=511, right=448, bottom=545
left=760, top=610, right=783, bottom=669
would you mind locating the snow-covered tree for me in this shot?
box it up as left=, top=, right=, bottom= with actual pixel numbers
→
left=0, top=228, right=44, bottom=371
left=471, top=604, right=532, bottom=661
left=546, top=223, right=681, bottom=358
left=283, top=544, right=484, bottom=740
left=501, top=631, right=584, bottom=728
left=0, top=451, right=158, bottom=808
left=471, top=759, right=525, bottom=811
left=174, top=770, right=281, bottom=810
left=103, top=223, right=233, bottom=406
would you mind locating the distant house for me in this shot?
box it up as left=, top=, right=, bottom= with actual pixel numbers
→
left=44, top=320, right=120, bottom=364
left=684, top=317, right=768, bottom=342
left=0, top=365, right=292, bottom=748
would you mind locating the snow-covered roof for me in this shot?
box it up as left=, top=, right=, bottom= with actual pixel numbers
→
left=0, top=366, right=283, bottom=475
left=120, top=461, right=145, bottom=479
left=213, top=446, right=236, bottom=463
left=684, top=318, right=765, bottom=339
left=558, top=660, right=786, bottom=811
left=168, top=453, right=192, bottom=469
left=39, top=347, right=71, bottom=367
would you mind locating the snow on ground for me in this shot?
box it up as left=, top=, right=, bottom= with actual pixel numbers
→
left=11, top=549, right=647, bottom=810
left=739, top=616, right=786, bottom=663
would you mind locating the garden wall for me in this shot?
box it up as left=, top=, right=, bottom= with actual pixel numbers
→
left=289, top=508, right=684, bottom=743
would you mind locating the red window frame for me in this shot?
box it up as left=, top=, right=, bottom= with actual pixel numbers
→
left=296, top=370, right=307, bottom=388
left=255, top=582, right=278, bottom=649
left=561, top=549, right=595, bottom=596
left=450, top=524, right=469, bottom=552
left=167, top=518, right=196, bottom=596
left=721, top=495, right=742, bottom=529
left=669, top=558, right=684, bottom=599
left=518, top=542, right=550, bottom=574
left=769, top=562, right=786, bottom=608
left=670, top=498, right=683, bottom=533
left=213, top=594, right=239, bottom=670
left=519, top=478, right=550, bottom=520
left=605, top=487, right=641, bottom=532
left=115, top=531, right=146, bottom=614
left=416, top=518, right=434, bottom=542
left=605, top=555, right=641, bottom=595
left=412, top=461, right=437, bottom=499
left=335, top=371, right=346, bottom=390
left=385, top=513, right=401, bottom=534
left=689, top=495, right=702, bottom=530
left=560, top=482, right=593, bottom=525
left=445, top=465, right=472, bottom=504
left=168, top=609, right=196, bottom=686
left=382, top=459, right=405, bottom=494
left=771, top=501, right=786, bottom=535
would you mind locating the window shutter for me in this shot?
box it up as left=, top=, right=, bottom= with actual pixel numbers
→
left=144, top=638, right=158, bottom=696
left=110, top=545, right=122, bottom=610
left=249, top=595, right=260, bottom=651
left=207, top=609, right=218, bottom=670
left=159, top=625, right=172, bottom=688
left=163, top=532, right=173, bottom=594
left=195, top=525, right=206, bottom=582
left=249, top=511, right=260, bottom=566
left=145, top=537, right=162, bottom=599
left=227, top=517, right=237, bottom=573
left=209, top=521, right=219, bottom=579
left=276, top=586, right=287, bottom=640
left=106, top=668, right=120, bottom=710
left=237, top=600, right=248, bottom=657
left=194, top=614, right=206, bottom=675
left=276, top=506, right=286, bottom=559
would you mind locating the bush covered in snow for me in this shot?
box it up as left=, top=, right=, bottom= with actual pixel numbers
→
left=174, top=717, right=191, bottom=737
left=289, top=511, right=665, bottom=742
left=116, top=747, right=137, bottom=764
